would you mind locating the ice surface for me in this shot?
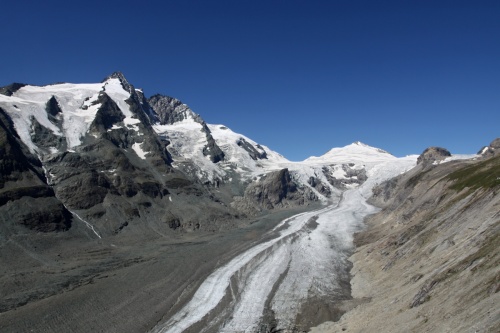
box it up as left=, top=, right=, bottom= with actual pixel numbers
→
left=441, top=154, right=478, bottom=163
left=150, top=155, right=417, bottom=333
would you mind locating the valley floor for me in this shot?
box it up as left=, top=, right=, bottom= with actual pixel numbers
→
left=0, top=207, right=314, bottom=333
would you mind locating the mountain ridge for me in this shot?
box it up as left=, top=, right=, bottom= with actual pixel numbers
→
left=0, top=74, right=381, bottom=236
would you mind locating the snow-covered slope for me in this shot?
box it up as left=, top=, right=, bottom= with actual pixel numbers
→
left=0, top=82, right=102, bottom=153
left=0, top=76, right=150, bottom=158
left=154, top=112, right=411, bottom=202
left=0, top=73, right=414, bottom=202
left=304, top=141, right=395, bottom=165
left=0, top=72, right=422, bottom=225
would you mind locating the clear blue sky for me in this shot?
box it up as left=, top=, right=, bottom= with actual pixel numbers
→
left=1, top=0, right=499, bottom=161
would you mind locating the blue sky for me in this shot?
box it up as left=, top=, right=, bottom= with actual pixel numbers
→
left=1, top=0, right=499, bottom=161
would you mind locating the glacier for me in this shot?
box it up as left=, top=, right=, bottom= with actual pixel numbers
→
left=150, top=155, right=417, bottom=332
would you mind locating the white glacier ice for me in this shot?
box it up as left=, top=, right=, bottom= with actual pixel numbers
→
left=150, top=155, right=417, bottom=333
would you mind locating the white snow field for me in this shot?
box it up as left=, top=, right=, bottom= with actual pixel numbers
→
left=0, top=78, right=142, bottom=155
left=150, top=155, right=417, bottom=333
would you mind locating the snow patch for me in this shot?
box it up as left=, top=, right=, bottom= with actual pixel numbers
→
left=132, top=142, right=148, bottom=159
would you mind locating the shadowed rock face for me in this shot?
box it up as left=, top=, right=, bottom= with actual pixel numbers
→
left=416, top=146, right=451, bottom=166
left=89, top=93, right=126, bottom=132
left=237, top=137, right=267, bottom=160
left=0, top=83, right=26, bottom=96
left=3, top=197, right=72, bottom=232
left=30, top=116, right=65, bottom=152
left=148, top=95, right=198, bottom=125
left=202, top=123, right=225, bottom=163
left=0, top=108, right=72, bottom=232
left=45, top=95, right=63, bottom=119
left=148, top=94, right=225, bottom=163
left=240, top=168, right=310, bottom=211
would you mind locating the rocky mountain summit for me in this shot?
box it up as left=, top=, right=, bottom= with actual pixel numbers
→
left=478, top=137, right=500, bottom=158
left=416, top=146, right=451, bottom=166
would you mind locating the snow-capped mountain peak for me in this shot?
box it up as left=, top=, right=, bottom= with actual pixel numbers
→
left=0, top=73, right=418, bottom=222
left=304, top=141, right=395, bottom=165
left=0, top=75, right=147, bottom=156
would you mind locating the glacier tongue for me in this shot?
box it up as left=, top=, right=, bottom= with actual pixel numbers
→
left=150, top=157, right=416, bottom=333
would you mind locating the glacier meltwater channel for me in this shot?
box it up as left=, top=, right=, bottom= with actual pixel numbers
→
left=150, top=158, right=416, bottom=333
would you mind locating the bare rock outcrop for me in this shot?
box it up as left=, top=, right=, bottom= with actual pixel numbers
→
left=148, top=94, right=225, bottom=163
left=416, top=146, right=451, bottom=167
left=478, top=137, right=500, bottom=158
left=232, top=168, right=316, bottom=214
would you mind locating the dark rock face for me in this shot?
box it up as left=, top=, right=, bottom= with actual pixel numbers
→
left=148, top=95, right=200, bottom=125
left=45, top=96, right=63, bottom=120
left=0, top=109, right=40, bottom=184
left=0, top=108, right=72, bottom=232
left=308, top=176, right=332, bottom=197
left=148, top=94, right=225, bottom=163
left=2, top=197, right=72, bottom=232
left=237, top=137, right=267, bottom=160
left=0, top=83, right=26, bottom=96
left=417, top=147, right=451, bottom=166
left=30, top=116, right=65, bottom=152
left=202, top=123, right=225, bottom=163
left=245, top=168, right=301, bottom=209
left=89, top=93, right=126, bottom=132
left=0, top=185, right=55, bottom=206
left=322, top=164, right=368, bottom=190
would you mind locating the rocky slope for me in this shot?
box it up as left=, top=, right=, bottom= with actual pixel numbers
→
left=311, top=139, right=500, bottom=333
